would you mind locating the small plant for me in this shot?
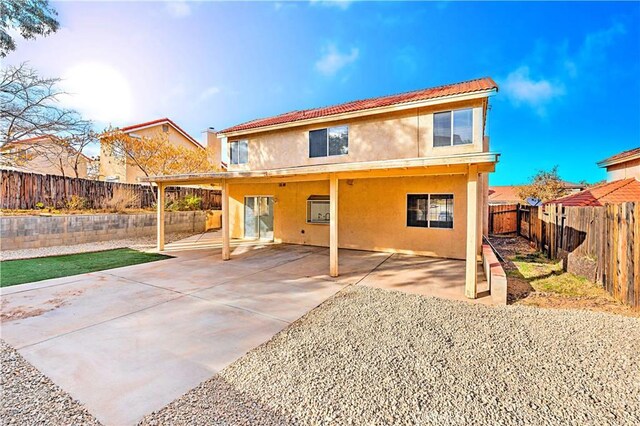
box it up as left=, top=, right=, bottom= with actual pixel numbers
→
left=35, top=202, right=44, bottom=209
left=105, top=187, right=140, bottom=213
left=166, top=194, right=203, bottom=211
left=66, top=195, right=89, bottom=210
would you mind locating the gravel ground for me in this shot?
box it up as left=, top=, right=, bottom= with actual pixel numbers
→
left=141, top=286, right=640, bottom=426
left=0, top=340, right=101, bottom=425
left=0, top=232, right=200, bottom=261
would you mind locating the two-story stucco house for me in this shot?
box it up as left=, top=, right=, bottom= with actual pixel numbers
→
left=99, top=118, right=205, bottom=183
left=146, top=78, right=499, bottom=299
left=597, top=147, right=640, bottom=182
left=1, top=135, right=93, bottom=178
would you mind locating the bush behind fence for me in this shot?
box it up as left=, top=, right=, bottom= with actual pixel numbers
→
left=1, top=170, right=221, bottom=210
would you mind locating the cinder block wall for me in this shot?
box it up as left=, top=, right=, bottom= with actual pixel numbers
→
left=0, top=211, right=216, bottom=250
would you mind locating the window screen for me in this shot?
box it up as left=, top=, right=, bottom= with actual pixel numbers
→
left=309, top=129, right=328, bottom=158
left=428, top=194, right=454, bottom=228
left=433, top=112, right=451, bottom=147
left=453, top=109, right=473, bottom=145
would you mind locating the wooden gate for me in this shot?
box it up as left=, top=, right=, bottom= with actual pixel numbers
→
left=488, top=204, right=518, bottom=235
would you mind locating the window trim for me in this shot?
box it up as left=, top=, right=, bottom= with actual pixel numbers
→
left=433, top=108, right=473, bottom=148
left=229, top=139, right=249, bottom=165
left=405, top=193, right=454, bottom=230
left=308, top=125, right=349, bottom=159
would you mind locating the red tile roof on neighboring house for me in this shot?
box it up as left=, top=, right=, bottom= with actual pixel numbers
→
left=597, top=146, right=640, bottom=167
left=546, top=178, right=640, bottom=206
left=220, top=77, right=498, bottom=134
left=120, top=118, right=204, bottom=149
left=488, top=186, right=524, bottom=204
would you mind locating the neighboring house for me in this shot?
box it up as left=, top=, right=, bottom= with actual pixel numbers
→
left=597, top=147, right=640, bottom=181
left=0, top=135, right=92, bottom=178
left=99, top=118, right=204, bottom=183
left=547, top=178, right=640, bottom=206
left=488, top=181, right=585, bottom=206
left=145, top=77, right=500, bottom=299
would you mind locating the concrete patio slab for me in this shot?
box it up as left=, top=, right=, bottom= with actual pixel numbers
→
left=1, top=233, right=490, bottom=425
left=1, top=272, right=180, bottom=349
left=358, top=253, right=491, bottom=303
left=18, top=295, right=288, bottom=426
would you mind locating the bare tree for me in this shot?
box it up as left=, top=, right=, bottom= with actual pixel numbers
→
left=1, top=0, right=59, bottom=57
left=518, top=166, right=569, bottom=204
left=0, top=63, right=92, bottom=165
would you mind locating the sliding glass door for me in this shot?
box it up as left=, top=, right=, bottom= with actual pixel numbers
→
left=244, top=196, right=274, bottom=241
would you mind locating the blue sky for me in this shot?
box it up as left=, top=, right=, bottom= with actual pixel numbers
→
left=4, top=1, right=640, bottom=185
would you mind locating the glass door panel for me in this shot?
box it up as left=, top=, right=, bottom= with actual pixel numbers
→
left=259, top=197, right=274, bottom=241
left=244, top=197, right=259, bottom=239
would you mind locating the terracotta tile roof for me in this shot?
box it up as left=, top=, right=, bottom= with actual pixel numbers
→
left=597, top=146, right=640, bottom=167
left=220, top=77, right=498, bottom=134
left=547, top=178, right=640, bottom=206
left=488, top=186, right=524, bottom=204
left=120, top=118, right=203, bottom=149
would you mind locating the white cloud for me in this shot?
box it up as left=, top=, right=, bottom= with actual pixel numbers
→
left=310, top=0, right=352, bottom=10
left=199, top=86, right=221, bottom=101
left=315, top=44, right=359, bottom=76
left=165, top=1, right=191, bottom=18
left=502, top=66, right=565, bottom=116
left=60, top=62, right=134, bottom=124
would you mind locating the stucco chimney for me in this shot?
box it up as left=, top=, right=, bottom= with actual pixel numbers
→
left=202, top=127, right=223, bottom=171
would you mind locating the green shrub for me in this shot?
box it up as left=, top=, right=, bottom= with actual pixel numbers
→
left=35, top=202, right=45, bottom=209
left=166, top=194, right=203, bottom=211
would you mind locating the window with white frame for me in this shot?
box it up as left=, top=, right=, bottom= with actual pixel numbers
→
left=229, top=140, right=248, bottom=165
left=309, top=125, right=348, bottom=158
left=433, top=109, right=473, bottom=147
left=306, top=195, right=330, bottom=224
left=406, top=194, right=454, bottom=229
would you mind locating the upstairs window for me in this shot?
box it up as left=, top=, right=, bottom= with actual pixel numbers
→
left=407, top=194, right=454, bottom=229
left=229, top=140, right=248, bottom=165
left=309, top=125, right=348, bottom=158
left=434, top=109, right=473, bottom=147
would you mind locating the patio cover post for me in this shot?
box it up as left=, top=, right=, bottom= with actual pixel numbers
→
left=156, top=183, right=165, bottom=251
left=330, top=174, right=339, bottom=277
left=222, top=179, right=230, bottom=260
left=465, top=165, right=478, bottom=298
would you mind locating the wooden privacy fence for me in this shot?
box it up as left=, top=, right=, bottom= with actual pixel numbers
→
left=517, top=202, right=639, bottom=308
left=1, top=170, right=221, bottom=210
left=488, top=204, right=518, bottom=235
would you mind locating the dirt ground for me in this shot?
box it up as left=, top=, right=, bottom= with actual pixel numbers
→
left=488, top=235, right=639, bottom=318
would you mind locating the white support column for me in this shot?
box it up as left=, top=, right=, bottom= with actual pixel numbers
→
left=221, top=179, right=230, bottom=261
left=465, top=165, right=478, bottom=299
left=156, top=183, right=165, bottom=251
left=329, top=174, right=339, bottom=277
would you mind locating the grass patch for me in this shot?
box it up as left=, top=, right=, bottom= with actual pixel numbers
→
left=1, top=248, right=171, bottom=287
left=510, top=252, right=610, bottom=299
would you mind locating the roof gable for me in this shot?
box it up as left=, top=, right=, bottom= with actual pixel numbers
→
left=120, top=118, right=203, bottom=149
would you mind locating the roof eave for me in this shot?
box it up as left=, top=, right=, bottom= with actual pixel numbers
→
left=597, top=153, right=640, bottom=168
left=218, top=89, right=497, bottom=139
left=141, top=151, right=499, bottom=184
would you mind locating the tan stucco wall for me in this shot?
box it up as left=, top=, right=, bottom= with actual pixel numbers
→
left=226, top=98, right=486, bottom=172
left=99, top=123, right=203, bottom=183
left=3, top=140, right=89, bottom=178
left=228, top=174, right=476, bottom=259
left=606, top=158, right=640, bottom=181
